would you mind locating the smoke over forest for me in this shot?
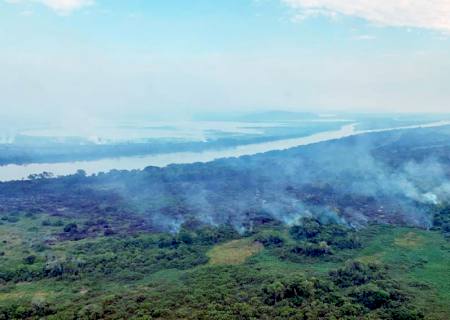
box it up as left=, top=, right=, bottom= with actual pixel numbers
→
left=2, top=125, right=449, bottom=235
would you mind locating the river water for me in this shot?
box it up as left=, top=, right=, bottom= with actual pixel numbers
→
left=0, top=121, right=449, bottom=182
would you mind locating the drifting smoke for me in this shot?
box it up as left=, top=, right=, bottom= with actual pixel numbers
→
left=92, top=126, right=450, bottom=233
left=97, top=123, right=450, bottom=233
left=3, top=125, right=448, bottom=234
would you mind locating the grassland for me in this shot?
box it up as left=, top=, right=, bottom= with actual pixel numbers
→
left=355, top=225, right=450, bottom=319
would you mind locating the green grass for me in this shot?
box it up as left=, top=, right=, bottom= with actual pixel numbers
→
left=354, top=225, right=450, bottom=319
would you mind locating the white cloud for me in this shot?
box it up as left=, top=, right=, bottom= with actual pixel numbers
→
left=282, top=0, right=450, bottom=33
left=39, top=0, right=93, bottom=14
left=5, top=0, right=94, bottom=14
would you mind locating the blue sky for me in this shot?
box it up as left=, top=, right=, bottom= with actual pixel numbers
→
left=1, top=0, right=450, bottom=122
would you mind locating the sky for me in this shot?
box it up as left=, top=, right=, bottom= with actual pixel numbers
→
left=1, top=0, right=450, bottom=124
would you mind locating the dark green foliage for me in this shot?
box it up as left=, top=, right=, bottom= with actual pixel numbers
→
left=328, top=261, right=413, bottom=315
left=329, top=261, right=386, bottom=287
left=44, top=261, right=421, bottom=320
left=290, top=218, right=321, bottom=240
left=42, top=219, right=64, bottom=227
left=193, top=225, right=240, bottom=245
left=433, top=204, right=450, bottom=239
left=262, top=276, right=315, bottom=305
left=0, top=224, right=435, bottom=320
left=178, top=230, right=194, bottom=244
left=0, top=302, right=54, bottom=320
left=0, top=215, right=19, bottom=223
left=63, top=223, right=78, bottom=233
left=23, top=255, right=37, bottom=265
left=289, top=218, right=361, bottom=250
left=289, top=241, right=332, bottom=257
left=386, top=306, right=425, bottom=320
left=103, top=228, right=115, bottom=236
left=0, top=226, right=237, bottom=284
left=255, top=231, right=285, bottom=247
left=264, top=219, right=361, bottom=261
left=60, top=235, right=211, bottom=281
left=350, top=283, right=391, bottom=309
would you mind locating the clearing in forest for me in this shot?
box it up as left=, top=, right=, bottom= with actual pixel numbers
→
left=394, top=231, right=424, bottom=249
left=207, top=238, right=263, bottom=265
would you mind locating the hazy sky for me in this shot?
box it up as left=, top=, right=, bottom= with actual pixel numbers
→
left=1, top=0, right=450, bottom=123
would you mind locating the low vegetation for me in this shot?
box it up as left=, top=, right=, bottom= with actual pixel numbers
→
left=0, top=209, right=449, bottom=319
left=1, top=127, right=450, bottom=319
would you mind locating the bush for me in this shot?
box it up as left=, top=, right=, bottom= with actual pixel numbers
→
left=104, top=228, right=115, bottom=236
left=255, top=232, right=285, bottom=247
left=178, top=231, right=194, bottom=244
left=386, top=306, right=425, bottom=320
left=4, top=216, right=19, bottom=223
left=64, top=223, right=78, bottom=233
left=23, top=255, right=37, bottom=265
left=290, top=218, right=321, bottom=240
left=290, top=241, right=332, bottom=257
left=289, top=218, right=361, bottom=250
left=350, top=283, right=390, bottom=309
left=433, top=205, right=450, bottom=238
left=329, top=261, right=386, bottom=288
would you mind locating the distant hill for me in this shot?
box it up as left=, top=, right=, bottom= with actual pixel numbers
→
left=194, top=110, right=320, bottom=122
left=237, top=111, right=320, bottom=122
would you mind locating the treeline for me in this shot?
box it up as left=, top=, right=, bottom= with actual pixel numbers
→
left=0, top=122, right=338, bottom=166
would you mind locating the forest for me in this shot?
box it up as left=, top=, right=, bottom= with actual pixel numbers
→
left=0, top=125, right=450, bottom=319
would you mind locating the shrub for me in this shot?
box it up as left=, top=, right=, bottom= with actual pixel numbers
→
left=64, top=223, right=78, bottom=233
left=23, top=255, right=37, bottom=265
left=290, top=218, right=321, bottom=240
left=329, top=261, right=386, bottom=288
left=290, top=241, right=332, bottom=257
left=350, top=283, right=390, bottom=309
left=255, top=232, right=285, bottom=247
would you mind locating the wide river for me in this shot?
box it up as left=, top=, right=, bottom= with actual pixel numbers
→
left=1, top=121, right=449, bottom=182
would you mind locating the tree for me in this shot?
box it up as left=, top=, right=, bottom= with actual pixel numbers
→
left=351, top=284, right=390, bottom=309
left=23, top=255, right=37, bottom=265
left=64, top=223, right=78, bottom=233
left=290, top=218, right=321, bottom=240
left=264, top=281, right=286, bottom=304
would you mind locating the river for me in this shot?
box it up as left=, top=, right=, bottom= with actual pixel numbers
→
left=0, top=121, right=449, bottom=182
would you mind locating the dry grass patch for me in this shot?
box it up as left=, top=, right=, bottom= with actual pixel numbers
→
left=394, top=232, right=424, bottom=249
left=357, top=253, right=384, bottom=264
left=207, top=238, right=263, bottom=265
